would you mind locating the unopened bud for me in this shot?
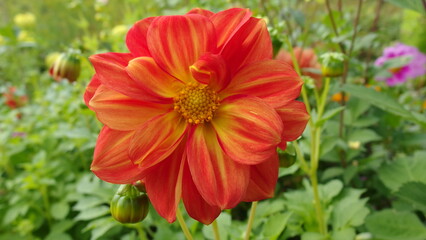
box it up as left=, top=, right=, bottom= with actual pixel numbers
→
left=319, top=52, right=346, bottom=77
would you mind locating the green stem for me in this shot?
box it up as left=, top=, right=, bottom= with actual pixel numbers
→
left=40, top=185, right=52, bottom=227
left=317, top=77, right=331, bottom=119
left=212, top=220, right=221, bottom=240
left=293, top=141, right=310, bottom=174
left=244, top=201, right=258, bottom=240
left=134, top=223, right=148, bottom=240
left=310, top=169, right=327, bottom=235
left=176, top=207, right=193, bottom=240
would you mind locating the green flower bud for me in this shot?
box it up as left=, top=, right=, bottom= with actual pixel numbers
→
left=110, top=184, right=149, bottom=224
left=319, top=52, right=346, bottom=77
left=49, top=50, right=81, bottom=82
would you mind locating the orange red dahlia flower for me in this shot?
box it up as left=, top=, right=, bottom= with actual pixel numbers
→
left=3, top=87, right=28, bottom=109
left=84, top=8, right=309, bottom=224
left=276, top=47, right=322, bottom=88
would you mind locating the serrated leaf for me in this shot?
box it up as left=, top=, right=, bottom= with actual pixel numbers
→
left=365, top=210, right=426, bottom=240
left=320, top=179, right=343, bottom=203
left=394, top=182, right=426, bottom=211
left=378, top=152, right=426, bottom=191
left=332, top=189, right=369, bottom=229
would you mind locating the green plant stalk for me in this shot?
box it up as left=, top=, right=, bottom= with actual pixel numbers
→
left=293, top=141, right=310, bottom=173
left=40, top=185, right=52, bottom=227
left=212, top=219, right=221, bottom=240
left=132, top=223, right=148, bottom=240
left=244, top=201, right=258, bottom=240
left=176, top=207, right=193, bottom=240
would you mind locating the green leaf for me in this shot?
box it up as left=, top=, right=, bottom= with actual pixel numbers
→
left=331, top=228, right=356, bottom=240
left=343, top=84, right=425, bottom=126
left=348, top=129, right=381, bottom=144
left=394, top=182, right=426, bottom=211
left=45, top=232, right=73, bottom=240
left=315, top=106, right=345, bottom=127
left=385, top=0, right=426, bottom=15
left=378, top=152, right=426, bottom=191
left=365, top=210, right=426, bottom=240
left=50, top=201, right=70, bottom=220
left=202, top=212, right=231, bottom=240
left=263, top=212, right=292, bottom=238
left=320, top=179, right=343, bottom=203
left=332, top=189, right=369, bottom=229
left=301, top=232, right=326, bottom=240
left=75, top=206, right=110, bottom=221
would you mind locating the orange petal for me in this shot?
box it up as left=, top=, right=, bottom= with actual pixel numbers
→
left=90, top=53, right=154, bottom=101
left=220, top=17, right=272, bottom=75
left=182, top=164, right=221, bottom=224
left=243, top=154, right=279, bottom=202
left=186, top=124, right=250, bottom=209
left=276, top=100, right=309, bottom=142
left=84, top=74, right=101, bottom=108
left=126, top=56, right=184, bottom=103
left=221, top=60, right=303, bottom=108
left=89, top=85, right=171, bottom=131
left=190, top=53, right=230, bottom=91
left=186, top=8, right=214, bottom=17
left=91, top=126, right=144, bottom=184
left=212, top=96, right=283, bottom=165
left=126, top=17, right=154, bottom=57
left=129, top=111, right=188, bottom=170
left=210, top=8, right=252, bottom=50
left=147, top=14, right=217, bottom=81
left=144, top=141, right=186, bottom=223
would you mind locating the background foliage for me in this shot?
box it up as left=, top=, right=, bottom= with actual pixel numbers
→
left=1, top=0, right=426, bottom=239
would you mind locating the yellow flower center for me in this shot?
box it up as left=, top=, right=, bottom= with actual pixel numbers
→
left=389, top=67, right=402, bottom=74
left=174, top=83, right=220, bottom=124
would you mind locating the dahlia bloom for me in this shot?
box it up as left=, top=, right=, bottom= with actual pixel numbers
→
left=84, top=8, right=309, bottom=224
left=276, top=47, right=322, bottom=88
left=375, top=43, right=426, bottom=86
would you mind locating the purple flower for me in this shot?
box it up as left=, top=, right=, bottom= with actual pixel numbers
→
left=375, top=43, right=426, bottom=86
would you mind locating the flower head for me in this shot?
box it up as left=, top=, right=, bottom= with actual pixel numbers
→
left=84, top=8, right=309, bottom=224
left=3, top=87, right=28, bottom=109
left=375, top=43, right=426, bottom=86
left=275, top=47, right=322, bottom=88
left=49, top=50, right=81, bottom=82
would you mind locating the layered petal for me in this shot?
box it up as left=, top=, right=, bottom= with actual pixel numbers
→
left=126, top=17, right=154, bottom=57
left=187, top=124, right=250, bottom=209
left=144, top=141, right=186, bottom=223
left=220, top=17, right=272, bottom=75
left=84, top=74, right=101, bottom=108
left=243, top=154, right=279, bottom=202
left=126, top=57, right=183, bottom=103
left=186, top=8, right=214, bottom=17
left=221, top=60, right=303, bottom=108
left=210, top=8, right=252, bottom=50
left=129, top=111, right=188, bottom=169
left=190, top=53, right=230, bottom=91
left=182, top=164, right=221, bottom=225
left=91, top=126, right=143, bottom=184
left=212, top=95, right=283, bottom=165
left=147, top=14, right=217, bottom=81
left=89, top=85, right=171, bottom=131
left=90, top=53, right=152, bottom=101
left=276, top=100, right=309, bottom=142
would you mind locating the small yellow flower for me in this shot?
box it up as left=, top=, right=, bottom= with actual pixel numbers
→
left=14, top=13, right=36, bottom=28
left=348, top=141, right=361, bottom=150
left=422, top=100, right=426, bottom=110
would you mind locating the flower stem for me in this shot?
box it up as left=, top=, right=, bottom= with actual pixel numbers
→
left=212, top=220, right=221, bottom=240
left=244, top=201, right=258, bottom=240
left=134, top=223, right=148, bottom=240
left=176, top=207, right=193, bottom=240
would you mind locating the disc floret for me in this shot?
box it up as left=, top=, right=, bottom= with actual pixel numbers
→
left=174, top=83, right=220, bottom=124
